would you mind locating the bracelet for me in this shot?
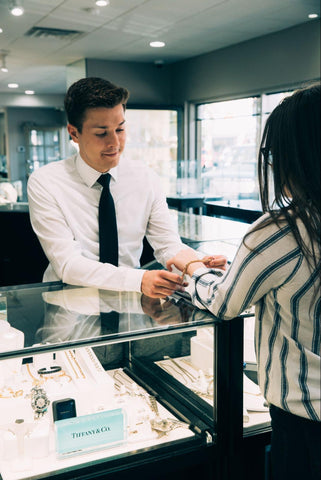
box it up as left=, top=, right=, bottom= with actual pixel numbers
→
left=181, top=259, right=206, bottom=280
left=37, top=366, right=62, bottom=375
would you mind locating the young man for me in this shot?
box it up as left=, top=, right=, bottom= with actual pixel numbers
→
left=28, top=77, right=224, bottom=297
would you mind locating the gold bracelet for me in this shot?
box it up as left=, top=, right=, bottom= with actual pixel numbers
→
left=181, top=258, right=207, bottom=280
left=39, top=371, right=72, bottom=383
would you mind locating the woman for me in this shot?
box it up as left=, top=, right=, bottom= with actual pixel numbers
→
left=167, top=83, right=320, bottom=480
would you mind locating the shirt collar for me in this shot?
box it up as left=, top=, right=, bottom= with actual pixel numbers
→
left=75, top=153, right=119, bottom=188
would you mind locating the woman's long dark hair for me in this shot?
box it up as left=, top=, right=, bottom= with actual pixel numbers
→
left=245, top=83, right=320, bottom=271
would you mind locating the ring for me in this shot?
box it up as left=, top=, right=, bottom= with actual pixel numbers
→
left=37, top=366, right=62, bottom=375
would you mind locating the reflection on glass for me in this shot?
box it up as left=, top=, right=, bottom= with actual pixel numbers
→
left=34, top=287, right=200, bottom=345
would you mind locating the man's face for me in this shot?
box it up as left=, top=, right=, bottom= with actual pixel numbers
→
left=67, top=104, right=126, bottom=173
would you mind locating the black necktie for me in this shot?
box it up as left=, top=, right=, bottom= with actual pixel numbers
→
left=97, top=174, right=118, bottom=266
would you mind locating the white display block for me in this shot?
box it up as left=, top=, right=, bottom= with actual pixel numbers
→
left=190, top=329, right=213, bottom=371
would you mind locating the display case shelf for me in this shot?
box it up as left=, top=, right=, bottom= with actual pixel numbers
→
left=0, top=282, right=248, bottom=480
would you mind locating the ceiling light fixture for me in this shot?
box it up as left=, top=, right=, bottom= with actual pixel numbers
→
left=150, top=41, right=165, bottom=48
left=8, top=83, right=19, bottom=88
left=25, top=90, right=35, bottom=95
left=308, top=13, right=318, bottom=19
left=0, top=51, right=9, bottom=73
left=95, top=0, right=109, bottom=6
left=9, top=0, right=24, bottom=16
left=0, top=28, right=3, bottom=33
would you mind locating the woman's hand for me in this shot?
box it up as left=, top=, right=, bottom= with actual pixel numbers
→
left=166, top=248, right=200, bottom=273
left=166, top=249, right=228, bottom=277
left=202, top=255, right=228, bottom=270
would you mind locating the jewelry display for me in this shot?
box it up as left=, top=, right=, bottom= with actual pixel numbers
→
left=0, top=386, right=24, bottom=398
left=159, top=355, right=267, bottom=414
left=64, top=350, right=86, bottom=380
left=39, top=371, right=72, bottom=384
left=0, top=418, right=35, bottom=462
left=26, top=362, right=72, bottom=386
left=32, top=343, right=55, bottom=371
left=113, top=369, right=145, bottom=396
left=159, top=356, right=213, bottom=400
left=26, top=363, right=43, bottom=386
left=83, top=347, right=106, bottom=374
left=111, top=368, right=190, bottom=438
left=25, top=422, right=50, bottom=459
left=0, top=349, right=196, bottom=479
left=30, top=385, right=50, bottom=420
left=148, top=394, right=189, bottom=437
left=37, top=366, right=62, bottom=375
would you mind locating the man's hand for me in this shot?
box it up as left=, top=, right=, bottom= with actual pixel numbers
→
left=141, top=270, right=187, bottom=298
left=141, top=295, right=183, bottom=324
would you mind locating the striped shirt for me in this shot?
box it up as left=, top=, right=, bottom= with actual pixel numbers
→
left=189, top=213, right=320, bottom=421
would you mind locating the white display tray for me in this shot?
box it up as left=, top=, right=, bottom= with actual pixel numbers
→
left=0, top=349, right=194, bottom=480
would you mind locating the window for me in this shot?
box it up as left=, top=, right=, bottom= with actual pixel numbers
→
left=196, top=89, right=294, bottom=203
left=125, top=109, right=179, bottom=195
left=24, top=125, right=69, bottom=176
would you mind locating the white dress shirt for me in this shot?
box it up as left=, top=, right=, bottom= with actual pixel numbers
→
left=27, top=153, right=185, bottom=292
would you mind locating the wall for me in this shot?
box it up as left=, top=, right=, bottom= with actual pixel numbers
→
left=169, top=20, right=320, bottom=104
left=86, top=59, right=172, bottom=106
left=0, top=94, right=64, bottom=109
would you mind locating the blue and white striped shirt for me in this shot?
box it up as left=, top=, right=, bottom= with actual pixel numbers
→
left=189, top=213, right=320, bottom=421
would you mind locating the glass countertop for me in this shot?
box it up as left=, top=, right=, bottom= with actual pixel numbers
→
left=0, top=282, right=217, bottom=360
left=171, top=210, right=250, bottom=242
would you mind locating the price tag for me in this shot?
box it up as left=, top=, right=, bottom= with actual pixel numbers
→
left=55, top=408, right=127, bottom=457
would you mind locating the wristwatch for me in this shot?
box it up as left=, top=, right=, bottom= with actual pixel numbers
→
left=30, top=385, right=50, bottom=419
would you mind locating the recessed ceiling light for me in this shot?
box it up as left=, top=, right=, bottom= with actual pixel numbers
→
left=1, top=67, right=8, bottom=73
left=308, top=13, right=318, bottom=19
left=95, top=0, right=109, bottom=6
left=9, top=0, right=24, bottom=16
left=25, top=90, right=35, bottom=95
left=8, top=83, right=19, bottom=88
left=0, top=28, right=3, bottom=33
left=150, top=41, right=165, bottom=48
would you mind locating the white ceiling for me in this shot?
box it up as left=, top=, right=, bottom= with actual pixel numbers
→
left=0, top=0, right=319, bottom=95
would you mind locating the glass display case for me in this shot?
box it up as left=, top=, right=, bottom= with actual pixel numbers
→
left=0, top=281, right=249, bottom=480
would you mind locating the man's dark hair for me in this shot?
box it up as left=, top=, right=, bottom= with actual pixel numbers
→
left=64, top=77, right=129, bottom=132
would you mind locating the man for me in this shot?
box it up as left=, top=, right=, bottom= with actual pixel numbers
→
left=28, top=77, right=219, bottom=298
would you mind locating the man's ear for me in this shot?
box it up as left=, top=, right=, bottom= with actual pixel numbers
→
left=67, top=124, right=79, bottom=142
